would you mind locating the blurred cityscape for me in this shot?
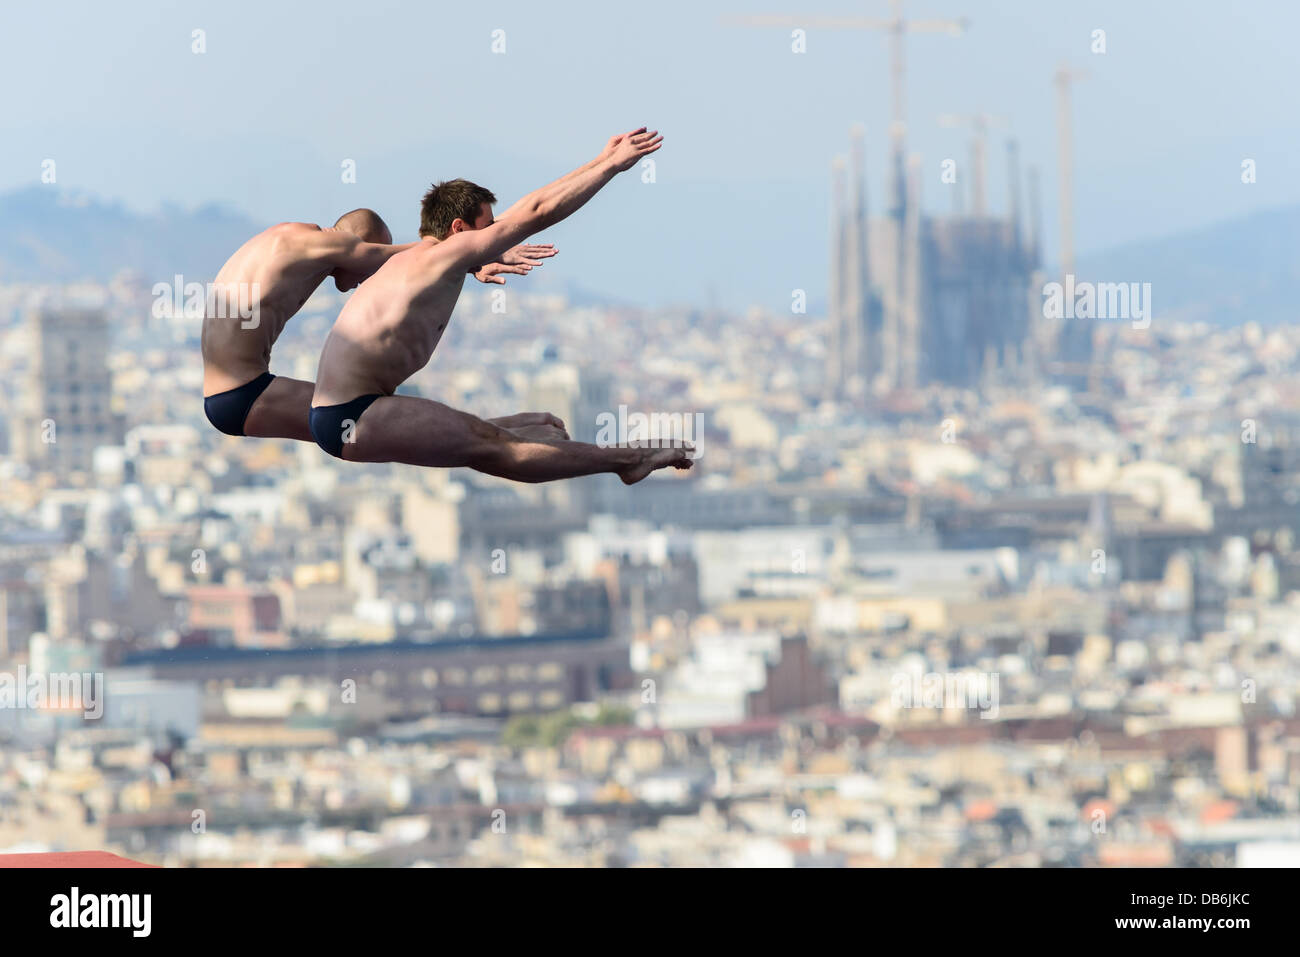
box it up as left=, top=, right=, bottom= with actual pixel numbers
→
left=2, top=237, right=1300, bottom=865
left=1, top=3, right=1297, bottom=867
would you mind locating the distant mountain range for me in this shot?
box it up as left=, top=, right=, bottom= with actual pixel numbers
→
left=0, top=186, right=633, bottom=308
left=1, top=185, right=1296, bottom=325
left=0, top=187, right=259, bottom=284
left=1074, top=204, right=1300, bottom=327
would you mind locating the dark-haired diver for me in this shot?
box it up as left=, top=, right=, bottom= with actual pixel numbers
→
left=309, top=128, right=692, bottom=484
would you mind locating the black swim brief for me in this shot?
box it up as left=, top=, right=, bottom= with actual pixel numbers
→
left=309, top=394, right=382, bottom=458
left=204, top=372, right=275, bottom=436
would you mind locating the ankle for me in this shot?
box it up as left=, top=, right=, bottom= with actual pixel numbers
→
left=613, top=446, right=642, bottom=469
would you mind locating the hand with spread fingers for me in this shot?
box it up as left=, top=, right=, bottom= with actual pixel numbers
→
left=500, top=243, right=557, bottom=267
left=607, top=128, right=663, bottom=172
left=473, top=243, right=558, bottom=283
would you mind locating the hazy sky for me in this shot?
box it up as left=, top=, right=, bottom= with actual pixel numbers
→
left=1, top=0, right=1294, bottom=309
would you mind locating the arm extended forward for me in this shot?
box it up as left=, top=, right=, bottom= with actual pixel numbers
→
left=306, top=231, right=421, bottom=277
left=443, top=128, right=663, bottom=272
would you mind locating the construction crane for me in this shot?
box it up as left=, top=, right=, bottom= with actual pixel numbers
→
left=724, top=1, right=967, bottom=201
left=1051, top=63, right=1099, bottom=392
left=1054, top=62, right=1088, bottom=279
left=937, top=112, right=1008, bottom=216
left=728, top=0, right=972, bottom=395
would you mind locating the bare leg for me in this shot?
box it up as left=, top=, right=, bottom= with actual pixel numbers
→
left=243, top=376, right=316, bottom=442
left=337, top=394, right=691, bottom=485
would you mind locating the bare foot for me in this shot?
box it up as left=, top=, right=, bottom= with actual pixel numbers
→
left=618, top=446, right=694, bottom=485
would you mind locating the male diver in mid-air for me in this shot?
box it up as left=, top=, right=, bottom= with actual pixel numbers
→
left=200, top=210, right=562, bottom=441
left=308, top=127, right=692, bottom=485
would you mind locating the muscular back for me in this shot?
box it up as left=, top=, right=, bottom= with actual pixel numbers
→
left=313, top=241, right=468, bottom=405
left=201, top=223, right=336, bottom=395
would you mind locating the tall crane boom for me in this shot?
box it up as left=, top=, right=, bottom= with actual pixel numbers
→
left=723, top=2, right=967, bottom=172
left=1054, top=63, right=1088, bottom=278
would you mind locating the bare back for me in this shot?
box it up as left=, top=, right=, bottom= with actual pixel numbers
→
left=201, top=223, right=335, bottom=395
left=313, top=241, right=468, bottom=406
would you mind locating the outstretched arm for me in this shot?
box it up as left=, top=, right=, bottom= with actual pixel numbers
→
left=494, top=128, right=650, bottom=221
left=305, top=231, right=420, bottom=277
left=425, top=235, right=559, bottom=285
left=444, top=128, right=663, bottom=272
